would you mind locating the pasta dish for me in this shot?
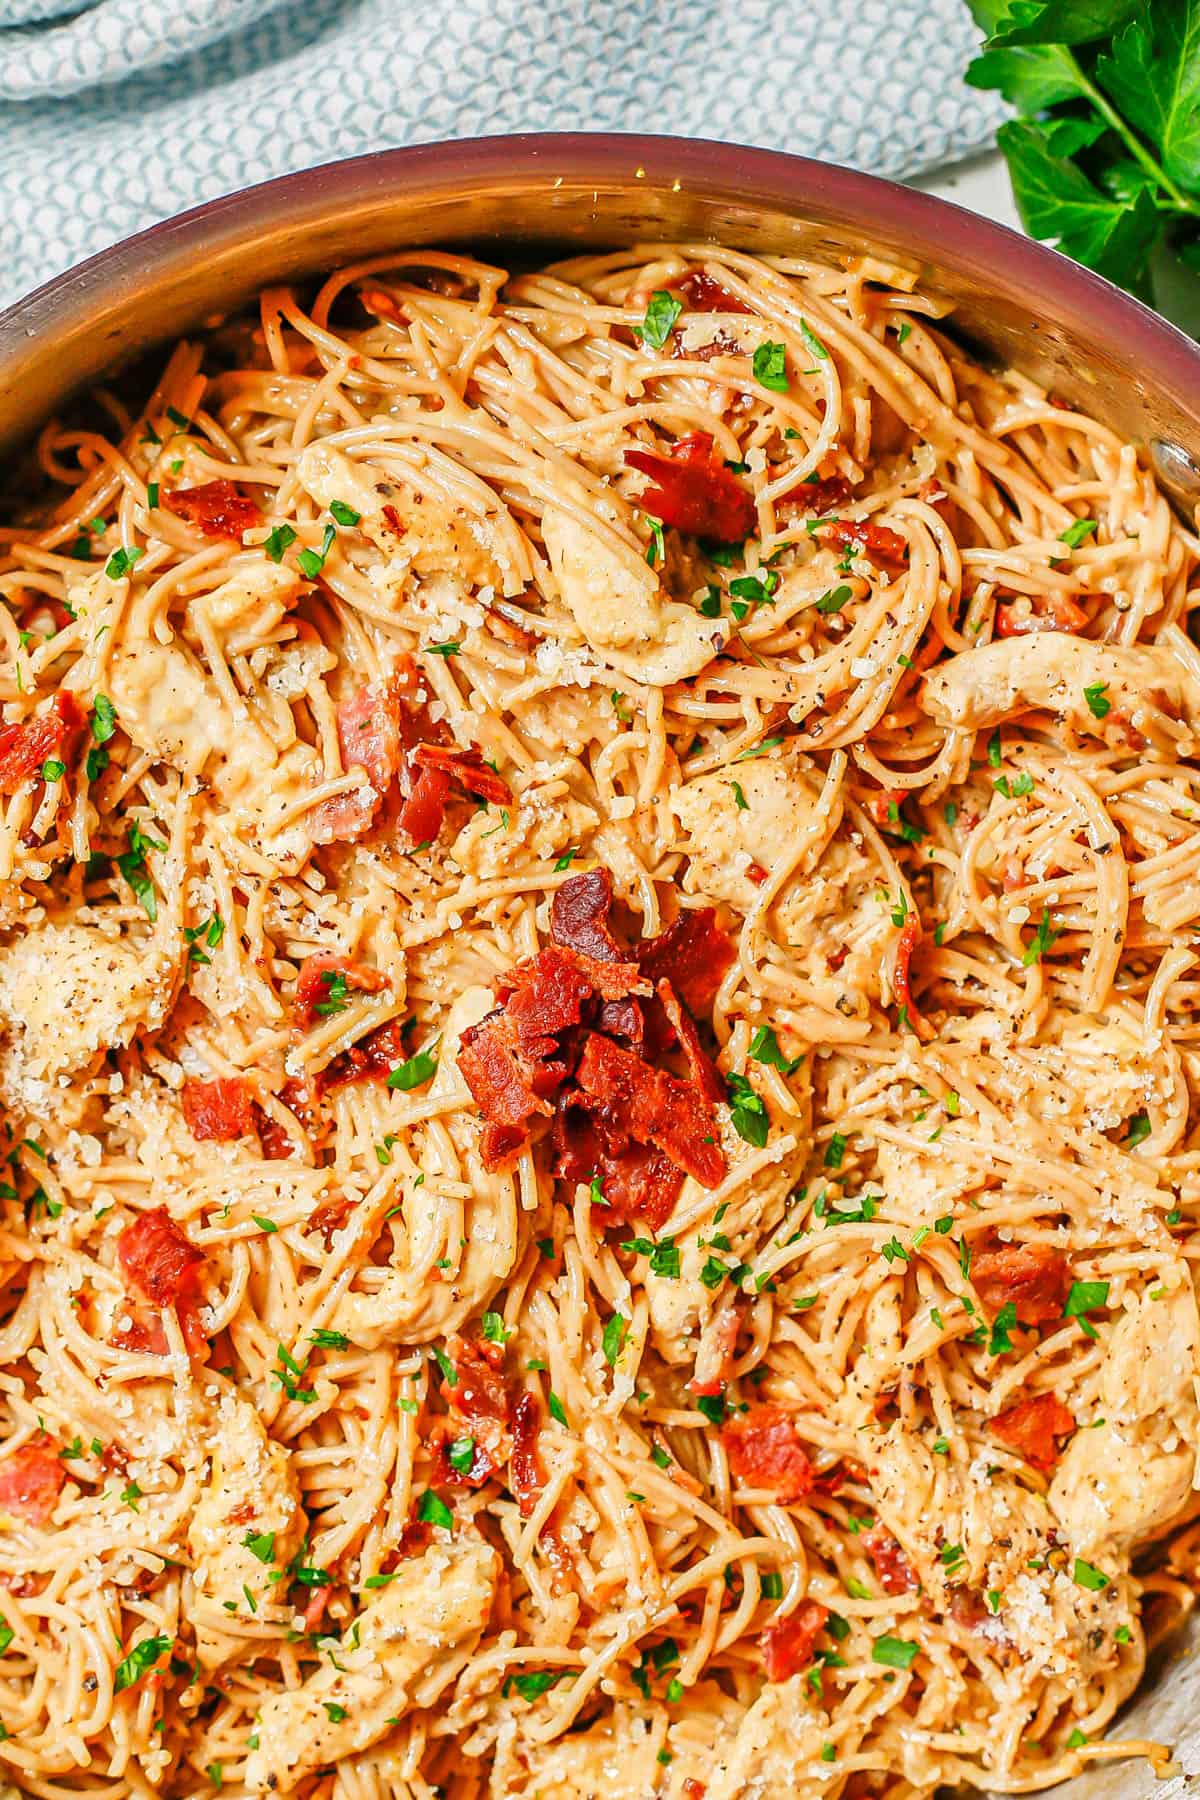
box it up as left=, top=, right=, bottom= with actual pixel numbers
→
left=0, top=238, right=1196, bottom=1800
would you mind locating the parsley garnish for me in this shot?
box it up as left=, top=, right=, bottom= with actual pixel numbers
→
left=815, top=583, right=853, bottom=615
left=114, top=1633, right=171, bottom=1692
left=416, top=1489, right=453, bottom=1530
left=1059, top=517, right=1098, bottom=549
left=481, top=1311, right=511, bottom=1345
left=1125, top=1112, right=1151, bottom=1149
left=104, top=546, right=143, bottom=581
left=602, top=1313, right=628, bottom=1366
left=871, top=1635, right=919, bottom=1671
left=1083, top=681, right=1111, bottom=720
left=243, top=1530, right=275, bottom=1563
left=824, top=1132, right=846, bottom=1170
left=1064, top=1279, right=1110, bottom=1340
left=987, top=1300, right=1018, bottom=1356
left=637, top=290, right=682, bottom=350
left=727, top=1073, right=769, bottom=1147
left=1022, top=906, right=1061, bottom=967
left=329, top=499, right=361, bottom=527
left=1072, top=1557, right=1109, bottom=1592
left=385, top=1048, right=438, bottom=1090
left=264, top=524, right=297, bottom=564
left=752, top=342, right=789, bottom=393
left=427, top=640, right=460, bottom=658
left=748, top=1025, right=801, bottom=1076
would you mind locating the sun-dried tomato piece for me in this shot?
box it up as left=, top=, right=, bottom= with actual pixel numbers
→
left=862, top=1524, right=917, bottom=1595
left=294, top=953, right=387, bottom=1026
left=0, top=691, right=84, bottom=795
left=893, top=914, right=935, bottom=1043
left=760, top=1599, right=830, bottom=1682
left=0, top=1442, right=66, bottom=1525
left=818, top=518, right=908, bottom=572
left=995, top=594, right=1089, bottom=637
left=972, top=1241, right=1070, bottom=1328
left=625, top=431, right=757, bottom=544
left=778, top=474, right=853, bottom=518
left=989, top=1392, right=1076, bottom=1473
left=510, top=1390, right=544, bottom=1519
left=575, top=1033, right=725, bottom=1189
left=117, top=1207, right=205, bottom=1307
left=165, top=479, right=263, bottom=541
left=676, top=269, right=753, bottom=314
left=636, top=907, right=735, bottom=1019
left=181, top=1077, right=257, bottom=1143
left=552, top=1092, right=683, bottom=1230
left=410, top=743, right=511, bottom=808
left=723, top=1405, right=815, bottom=1502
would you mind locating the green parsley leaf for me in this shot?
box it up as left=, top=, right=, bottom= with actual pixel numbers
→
left=1022, top=905, right=1062, bottom=967
left=426, top=640, right=460, bottom=658
left=41, top=758, right=65, bottom=783
left=385, top=1049, right=438, bottom=1090
left=322, top=1703, right=347, bottom=1722
left=748, top=1025, right=802, bottom=1076
left=1083, top=680, right=1111, bottom=719
left=602, top=1313, right=628, bottom=1366
left=329, top=499, right=361, bottom=527
left=823, top=1132, right=846, bottom=1170
left=815, top=583, right=852, bottom=615
left=91, top=694, right=117, bottom=742
left=264, top=524, right=297, bottom=564
left=988, top=1300, right=1019, bottom=1356
left=799, top=318, right=828, bottom=361
left=651, top=1444, right=672, bottom=1469
left=104, top=546, right=144, bottom=581
left=752, top=342, right=789, bottom=392
left=447, top=1436, right=476, bottom=1474
left=0, top=1618, right=13, bottom=1657
left=481, top=1311, right=511, bottom=1345
left=730, top=779, right=749, bottom=811
left=760, top=1572, right=783, bottom=1599
left=243, top=1530, right=276, bottom=1563
left=1125, top=1111, right=1151, bottom=1148
left=1066, top=1727, right=1089, bottom=1749
left=637, top=290, right=683, bottom=350
left=114, top=1633, right=171, bottom=1692
left=554, top=847, right=580, bottom=872
left=415, top=1489, right=453, bottom=1530
left=726, top=1072, right=769, bottom=1147
left=548, top=1391, right=568, bottom=1427
left=511, top=1669, right=567, bottom=1701
left=733, top=734, right=784, bottom=761
left=696, top=1393, right=725, bottom=1425
left=1064, top=1279, right=1110, bottom=1339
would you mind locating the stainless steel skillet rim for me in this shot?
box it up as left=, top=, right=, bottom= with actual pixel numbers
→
left=1, top=131, right=1200, bottom=475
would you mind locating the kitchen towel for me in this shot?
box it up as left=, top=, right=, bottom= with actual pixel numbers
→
left=0, top=0, right=1004, bottom=306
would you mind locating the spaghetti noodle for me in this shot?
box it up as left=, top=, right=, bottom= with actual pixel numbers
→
left=0, top=240, right=1196, bottom=1799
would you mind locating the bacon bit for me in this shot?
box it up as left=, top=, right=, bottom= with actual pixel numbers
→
left=0, top=1570, right=41, bottom=1596
left=17, top=594, right=74, bottom=636
left=181, top=1077, right=258, bottom=1143
left=778, top=474, right=852, bottom=518
left=448, top=1335, right=511, bottom=1469
left=972, top=1241, right=1070, bottom=1327
left=676, top=269, right=752, bottom=313
left=294, top=953, right=387, bottom=1026
left=510, top=1389, right=543, bottom=1519
left=226, top=1499, right=256, bottom=1526
left=359, top=285, right=408, bottom=326
left=552, top=1094, right=682, bottom=1230
left=0, top=692, right=84, bottom=795
left=894, top=915, right=935, bottom=1043
left=550, top=868, right=626, bottom=963
left=0, top=1442, right=66, bottom=1525
left=317, top=677, right=409, bottom=844
left=656, top=979, right=723, bottom=1105
left=995, top=593, right=1089, bottom=637
left=636, top=906, right=735, bottom=1018
left=760, top=1599, right=830, bottom=1682
left=118, top=1207, right=204, bottom=1308
left=459, top=946, right=596, bottom=1144
left=165, top=479, right=263, bottom=542
left=862, top=1524, right=917, bottom=1594
left=625, top=431, right=757, bottom=544
left=410, top=742, right=512, bottom=808
left=396, top=761, right=450, bottom=846
left=989, top=1393, right=1076, bottom=1473
left=746, top=861, right=770, bottom=887
left=681, top=1782, right=707, bottom=1800
left=722, top=1405, right=815, bottom=1502
left=818, top=518, right=908, bottom=573
left=575, top=1033, right=724, bottom=1190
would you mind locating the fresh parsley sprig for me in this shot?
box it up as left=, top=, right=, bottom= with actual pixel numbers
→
left=966, top=1, right=1200, bottom=312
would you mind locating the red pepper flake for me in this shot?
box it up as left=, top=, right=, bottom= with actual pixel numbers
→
left=723, top=1405, right=815, bottom=1502
left=0, top=692, right=84, bottom=795
left=760, top=1599, right=830, bottom=1682
left=625, top=431, right=757, bottom=544
left=180, top=1077, right=258, bottom=1143
left=989, top=1392, right=1076, bottom=1473
left=972, top=1240, right=1071, bottom=1327
left=0, top=1442, right=66, bottom=1525
left=165, top=479, right=263, bottom=542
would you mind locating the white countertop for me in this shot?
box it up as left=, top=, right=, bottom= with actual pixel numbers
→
left=913, top=147, right=1021, bottom=231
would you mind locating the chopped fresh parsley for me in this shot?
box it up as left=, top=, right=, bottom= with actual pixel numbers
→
left=426, top=640, right=460, bottom=658
left=637, top=290, right=682, bottom=350
left=481, top=1311, right=511, bottom=1345
left=1083, top=681, right=1111, bottom=720
left=730, top=780, right=749, bottom=811
left=749, top=1025, right=801, bottom=1076
left=815, top=583, right=852, bottom=615
left=264, top=524, right=297, bottom=564
left=798, top=318, right=828, bottom=362
left=727, top=1072, right=769, bottom=1147
left=273, top=1343, right=316, bottom=1405
left=104, top=546, right=144, bottom=581
left=752, top=342, right=789, bottom=393
left=243, top=1530, right=275, bottom=1563
left=987, top=1301, right=1018, bottom=1357
left=1058, top=518, right=1097, bottom=549
left=1022, top=906, right=1061, bottom=967
left=447, top=1436, right=476, bottom=1474
left=548, top=1392, right=568, bottom=1427
left=602, top=1313, right=628, bottom=1367
left=1125, top=1112, right=1151, bottom=1149
left=415, top=1489, right=453, bottom=1530
left=1064, top=1279, right=1110, bottom=1340
left=1073, top=1557, right=1109, bottom=1592
left=385, top=1048, right=438, bottom=1091
left=824, top=1132, right=846, bottom=1170
left=296, top=522, right=337, bottom=580
left=114, top=1633, right=171, bottom=1692
left=329, top=499, right=361, bottom=527
left=871, top=1635, right=919, bottom=1671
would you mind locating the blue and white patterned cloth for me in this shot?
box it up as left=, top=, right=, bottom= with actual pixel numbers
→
left=0, top=0, right=1002, bottom=308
